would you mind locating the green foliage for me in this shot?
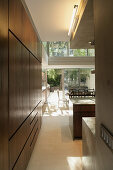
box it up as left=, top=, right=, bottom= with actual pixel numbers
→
left=88, top=49, right=95, bottom=56
left=73, top=49, right=87, bottom=56
left=47, top=69, right=61, bottom=87
left=64, top=68, right=91, bottom=89
left=49, top=42, right=68, bottom=57
left=80, top=74, right=86, bottom=83
left=65, top=69, right=78, bottom=81
left=79, top=68, right=90, bottom=77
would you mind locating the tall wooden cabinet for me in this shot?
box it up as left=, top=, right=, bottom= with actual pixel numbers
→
left=0, top=1, right=9, bottom=170
left=0, top=0, right=42, bottom=169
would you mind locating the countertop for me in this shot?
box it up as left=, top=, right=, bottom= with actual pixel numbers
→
left=70, top=97, right=95, bottom=105
left=82, top=117, right=96, bottom=136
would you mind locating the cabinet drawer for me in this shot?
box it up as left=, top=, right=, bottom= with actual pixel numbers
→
left=30, top=108, right=38, bottom=129
left=9, top=105, right=40, bottom=169
left=13, top=134, right=31, bottom=170
left=9, top=115, right=31, bottom=169
left=12, top=120, right=39, bottom=170
left=29, top=120, right=39, bottom=149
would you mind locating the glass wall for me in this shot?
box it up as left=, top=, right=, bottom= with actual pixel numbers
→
left=47, top=68, right=95, bottom=91
left=64, top=68, right=95, bottom=90
left=43, top=41, right=95, bottom=57
left=69, top=49, right=95, bottom=57
left=49, top=42, right=68, bottom=57
left=88, top=49, right=95, bottom=56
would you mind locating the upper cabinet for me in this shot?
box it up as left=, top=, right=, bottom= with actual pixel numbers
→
left=9, top=0, right=42, bottom=62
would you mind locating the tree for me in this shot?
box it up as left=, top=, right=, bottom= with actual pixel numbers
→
left=73, top=49, right=87, bottom=56
left=49, top=42, right=68, bottom=57
left=47, top=69, right=61, bottom=87
left=64, top=68, right=91, bottom=89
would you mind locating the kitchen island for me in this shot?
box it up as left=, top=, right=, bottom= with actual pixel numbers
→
left=69, top=98, right=95, bottom=139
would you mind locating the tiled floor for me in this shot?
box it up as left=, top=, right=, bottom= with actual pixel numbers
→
left=27, top=91, right=82, bottom=170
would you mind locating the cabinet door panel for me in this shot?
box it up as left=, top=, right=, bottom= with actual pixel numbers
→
left=9, top=0, right=23, bottom=40
left=9, top=0, right=38, bottom=58
left=22, top=45, right=30, bottom=119
left=30, top=54, right=39, bottom=112
left=38, top=62, right=42, bottom=103
left=0, top=0, right=8, bottom=169
left=9, top=32, right=23, bottom=137
left=35, top=59, right=39, bottom=104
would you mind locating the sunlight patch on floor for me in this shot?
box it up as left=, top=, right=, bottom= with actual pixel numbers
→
left=67, top=157, right=82, bottom=170
left=43, top=91, right=69, bottom=117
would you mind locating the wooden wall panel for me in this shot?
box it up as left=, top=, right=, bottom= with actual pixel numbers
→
left=34, top=58, right=39, bottom=105
left=22, top=45, right=30, bottom=119
left=9, top=32, right=23, bottom=137
left=38, top=62, right=42, bottom=103
left=37, top=102, right=42, bottom=129
left=9, top=0, right=23, bottom=41
left=0, top=0, right=42, bottom=169
left=9, top=32, right=42, bottom=138
left=29, top=54, right=36, bottom=112
left=22, top=9, right=37, bottom=57
left=9, top=0, right=41, bottom=60
left=0, top=0, right=8, bottom=170
left=29, top=54, right=41, bottom=112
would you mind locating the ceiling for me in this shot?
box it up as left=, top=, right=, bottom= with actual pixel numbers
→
left=24, top=0, right=80, bottom=41
left=70, top=0, right=94, bottom=49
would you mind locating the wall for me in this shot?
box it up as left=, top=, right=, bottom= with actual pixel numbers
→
left=94, top=0, right=113, bottom=169
left=0, top=0, right=42, bottom=169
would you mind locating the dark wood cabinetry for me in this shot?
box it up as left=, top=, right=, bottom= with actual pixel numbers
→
left=73, top=104, right=95, bottom=138
left=8, top=31, right=42, bottom=169
left=69, top=99, right=95, bottom=139
left=9, top=32, right=23, bottom=137
left=0, top=1, right=9, bottom=170
left=9, top=0, right=41, bottom=60
left=9, top=104, right=40, bottom=170
left=0, top=0, right=42, bottom=169
left=22, top=44, right=30, bottom=120
left=29, top=53, right=39, bottom=112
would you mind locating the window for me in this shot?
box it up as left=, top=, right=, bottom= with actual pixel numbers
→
left=88, top=49, right=95, bottom=56
left=46, top=41, right=95, bottom=57
left=49, top=42, right=68, bottom=57
left=69, top=49, right=87, bottom=57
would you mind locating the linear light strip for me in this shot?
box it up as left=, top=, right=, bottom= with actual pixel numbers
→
left=68, top=5, right=78, bottom=36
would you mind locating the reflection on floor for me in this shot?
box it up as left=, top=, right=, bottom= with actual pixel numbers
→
left=27, top=91, right=82, bottom=170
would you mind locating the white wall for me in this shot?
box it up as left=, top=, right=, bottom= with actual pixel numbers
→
left=87, top=73, right=95, bottom=89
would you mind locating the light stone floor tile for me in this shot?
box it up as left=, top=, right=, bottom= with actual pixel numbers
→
left=27, top=91, right=82, bottom=170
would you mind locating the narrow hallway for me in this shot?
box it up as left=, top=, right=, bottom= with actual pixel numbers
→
left=27, top=91, right=82, bottom=170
